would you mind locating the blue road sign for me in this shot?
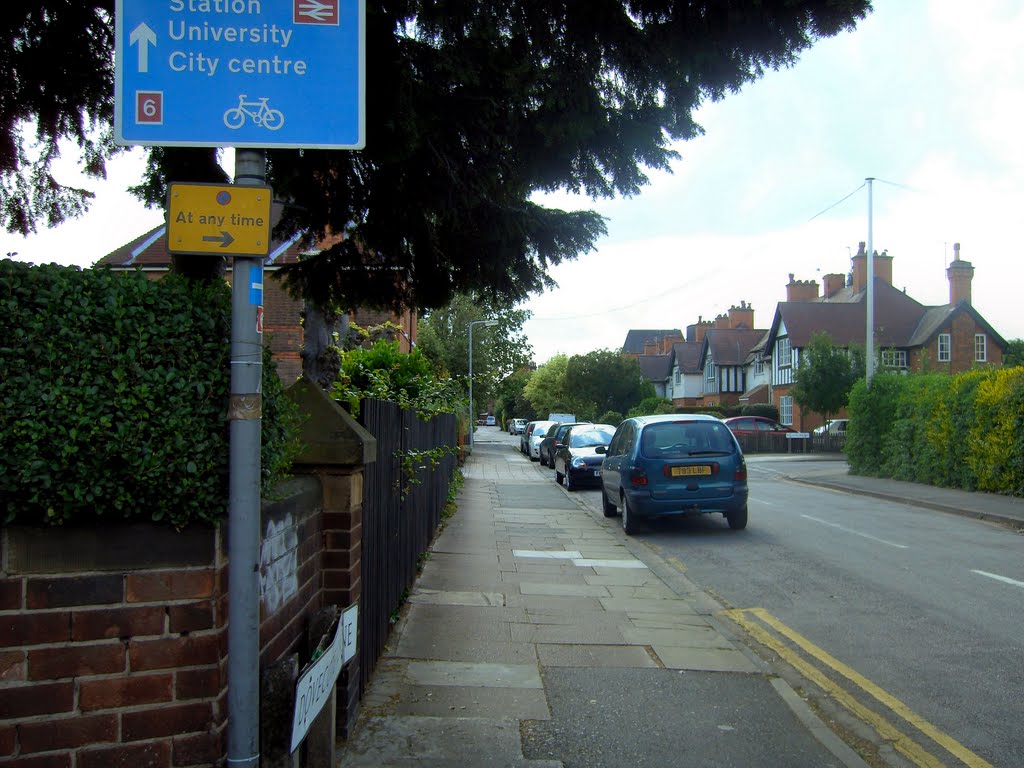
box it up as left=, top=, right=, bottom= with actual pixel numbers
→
left=115, top=0, right=364, bottom=149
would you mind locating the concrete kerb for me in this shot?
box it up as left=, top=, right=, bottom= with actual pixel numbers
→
left=784, top=476, right=1024, bottom=531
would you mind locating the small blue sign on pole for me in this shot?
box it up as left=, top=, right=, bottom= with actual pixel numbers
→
left=249, top=265, right=264, bottom=305
left=115, top=0, right=364, bottom=149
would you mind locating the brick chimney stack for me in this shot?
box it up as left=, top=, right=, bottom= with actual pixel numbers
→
left=687, top=317, right=712, bottom=343
left=946, top=242, right=975, bottom=305
left=786, top=273, right=820, bottom=302
left=851, top=242, right=894, bottom=292
left=823, top=273, right=846, bottom=298
left=727, top=301, right=754, bottom=329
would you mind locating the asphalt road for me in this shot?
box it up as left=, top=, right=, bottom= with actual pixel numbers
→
left=480, top=427, right=1024, bottom=768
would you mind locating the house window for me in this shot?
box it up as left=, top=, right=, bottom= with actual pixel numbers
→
left=675, top=369, right=681, bottom=384
left=754, top=355, right=763, bottom=375
left=938, top=334, right=951, bottom=362
left=705, top=362, right=716, bottom=386
left=881, top=350, right=907, bottom=369
left=779, top=396, right=793, bottom=426
left=777, top=337, right=792, bottom=367
left=975, top=334, right=987, bottom=362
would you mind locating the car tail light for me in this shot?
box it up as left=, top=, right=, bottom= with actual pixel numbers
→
left=629, top=468, right=648, bottom=486
left=734, top=461, right=747, bottom=482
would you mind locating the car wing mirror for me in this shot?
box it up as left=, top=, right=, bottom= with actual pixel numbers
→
left=595, top=445, right=607, bottom=454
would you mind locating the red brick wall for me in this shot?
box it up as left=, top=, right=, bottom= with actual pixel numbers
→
left=0, top=546, right=228, bottom=768
left=263, top=272, right=304, bottom=386
left=0, top=473, right=366, bottom=766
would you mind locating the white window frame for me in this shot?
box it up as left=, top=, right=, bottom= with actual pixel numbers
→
left=975, top=334, right=987, bottom=362
left=779, top=396, right=793, bottom=426
left=705, top=361, right=716, bottom=386
left=881, top=349, right=908, bottom=369
left=938, top=333, right=951, bottom=362
left=754, top=355, right=764, bottom=375
left=777, top=337, right=792, bottom=367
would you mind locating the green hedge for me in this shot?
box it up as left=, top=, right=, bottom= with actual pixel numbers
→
left=0, top=260, right=302, bottom=528
left=846, top=368, right=1024, bottom=495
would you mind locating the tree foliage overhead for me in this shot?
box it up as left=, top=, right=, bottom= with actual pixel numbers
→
left=3, top=1, right=871, bottom=312
left=1, top=2, right=117, bottom=236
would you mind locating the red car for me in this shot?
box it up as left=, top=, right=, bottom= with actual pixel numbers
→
left=722, top=416, right=796, bottom=437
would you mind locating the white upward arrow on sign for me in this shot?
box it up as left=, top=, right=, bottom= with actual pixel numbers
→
left=130, top=23, right=156, bottom=73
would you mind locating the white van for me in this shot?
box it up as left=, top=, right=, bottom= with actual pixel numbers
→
left=547, top=413, right=576, bottom=423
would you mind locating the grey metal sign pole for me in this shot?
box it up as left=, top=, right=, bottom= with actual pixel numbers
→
left=226, top=149, right=266, bottom=768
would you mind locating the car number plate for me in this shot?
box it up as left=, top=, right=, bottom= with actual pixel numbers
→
left=670, top=465, right=711, bottom=477
left=592, top=470, right=601, bottom=477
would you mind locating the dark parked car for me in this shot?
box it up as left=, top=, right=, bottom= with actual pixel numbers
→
left=539, top=421, right=590, bottom=467
left=553, top=424, right=616, bottom=490
left=598, top=414, right=748, bottom=535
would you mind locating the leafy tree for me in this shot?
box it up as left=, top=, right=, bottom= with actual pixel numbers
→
left=494, top=368, right=536, bottom=424
left=791, top=332, right=860, bottom=425
left=628, top=396, right=675, bottom=418
left=415, top=293, right=532, bottom=413
left=563, top=349, right=654, bottom=419
left=416, top=294, right=533, bottom=380
left=1004, top=339, right=1024, bottom=368
left=523, top=355, right=571, bottom=418
left=3, top=2, right=871, bottom=310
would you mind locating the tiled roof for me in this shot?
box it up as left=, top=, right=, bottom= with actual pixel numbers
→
left=638, top=353, right=672, bottom=381
left=704, top=328, right=768, bottom=366
left=622, top=329, right=682, bottom=355
left=670, top=341, right=704, bottom=374
left=769, top=277, right=1007, bottom=352
left=94, top=203, right=314, bottom=270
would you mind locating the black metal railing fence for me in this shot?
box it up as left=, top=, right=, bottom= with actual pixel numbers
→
left=357, top=398, right=458, bottom=689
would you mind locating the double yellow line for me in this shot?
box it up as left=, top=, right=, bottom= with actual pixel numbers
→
left=722, top=608, right=993, bottom=768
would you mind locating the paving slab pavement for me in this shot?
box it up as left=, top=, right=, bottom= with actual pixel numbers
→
left=336, top=441, right=869, bottom=768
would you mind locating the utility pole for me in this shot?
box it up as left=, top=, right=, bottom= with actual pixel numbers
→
left=865, top=176, right=875, bottom=388
left=226, top=148, right=266, bottom=768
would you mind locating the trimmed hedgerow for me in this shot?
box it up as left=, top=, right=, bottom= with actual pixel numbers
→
left=846, top=367, right=1024, bottom=496
left=0, top=260, right=302, bottom=528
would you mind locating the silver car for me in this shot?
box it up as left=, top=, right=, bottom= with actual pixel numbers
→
left=527, top=421, right=556, bottom=461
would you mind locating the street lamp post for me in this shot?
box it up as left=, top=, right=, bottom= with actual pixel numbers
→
left=468, top=319, right=498, bottom=451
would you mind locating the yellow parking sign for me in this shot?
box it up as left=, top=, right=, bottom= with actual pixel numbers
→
left=166, top=182, right=272, bottom=257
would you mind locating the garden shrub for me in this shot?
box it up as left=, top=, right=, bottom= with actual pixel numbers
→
left=332, top=339, right=464, bottom=418
left=848, top=366, right=1023, bottom=496
left=846, top=373, right=903, bottom=475
left=740, top=403, right=780, bottom=420
left=0, top=260, right=302, bottom=528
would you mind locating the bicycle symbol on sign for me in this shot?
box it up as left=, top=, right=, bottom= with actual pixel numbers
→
left=223, top=95, right=285, bottom=130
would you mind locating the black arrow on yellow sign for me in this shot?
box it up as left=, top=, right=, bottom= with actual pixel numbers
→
left=202, top=231, right=236, bottom=248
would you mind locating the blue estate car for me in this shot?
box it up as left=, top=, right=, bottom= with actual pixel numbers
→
left=597, top=414, right=748, bottom=535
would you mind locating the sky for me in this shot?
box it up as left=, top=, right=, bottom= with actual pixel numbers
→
left=6, top=0, right=1023, bottom=366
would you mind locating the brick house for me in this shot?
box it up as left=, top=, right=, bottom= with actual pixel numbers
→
left=696, top=302, right=768, bottom=408
left=764, top=242, right=1007, bottom=430
left=95, top=217, right=418, bottom=385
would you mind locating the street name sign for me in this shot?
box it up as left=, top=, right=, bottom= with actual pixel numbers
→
left=289, top=604, right=358, bottom=752
left=166, top=182, right=273, bottom=256
left=115, top=0, right=365, bottom=148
